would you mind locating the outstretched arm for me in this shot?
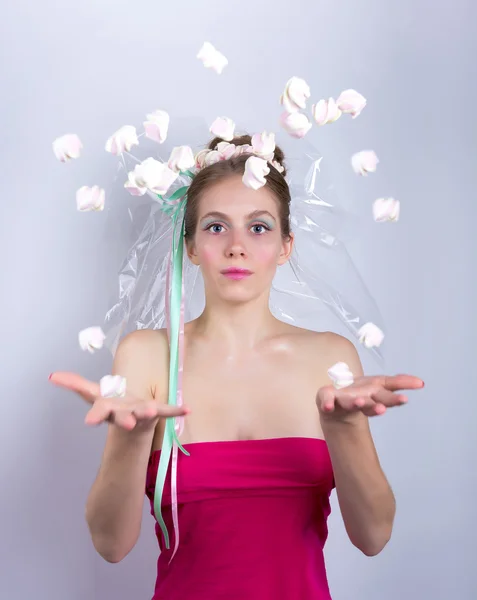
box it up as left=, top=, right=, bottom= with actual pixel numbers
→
left=318, top=334, right=424, bottom=556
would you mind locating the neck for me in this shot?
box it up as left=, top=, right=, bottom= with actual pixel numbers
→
left=194, top=291, right=279, bottom=353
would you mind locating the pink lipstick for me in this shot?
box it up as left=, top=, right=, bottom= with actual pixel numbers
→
left=221, top=267, right=252, bottom=280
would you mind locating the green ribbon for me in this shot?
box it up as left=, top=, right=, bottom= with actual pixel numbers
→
left=153, top=173, right=194, bottom=548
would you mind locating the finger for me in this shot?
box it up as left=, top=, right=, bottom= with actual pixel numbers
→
left=157, top=404, right=191, bottom=418
left=383, top=375, right=424, bottom=392
left=317, top=386, right=336, bottom=413
left=363, top=402, right=387, bottom=417
left=371, top=388, right=407, bottom=408
left=84, top=399, right=115, bottom=425
left=49, top=371, right=100, bottom=404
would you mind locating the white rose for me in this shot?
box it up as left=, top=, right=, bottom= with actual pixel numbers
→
left=358, top=322, right=384, bottom=348
left=327, top=362, right=354, bottom=389
left=168, top=146, right=195, bottom=173
left=373, top=198, right=400, bottom=222
left=210, top=116, right=235, bottom=142
left=312, top=98, right=342, bottom=126
left=351, top=150, right=379, bottom=175
left=126, top=157, right=178, bottom=196
left=279, top=111, right=312, bottom=139
left=76, top=186, right=105, bottom=211
left=197, top=41, right=228, bottom=74
left=337, top=89, right=367, bottom=118
left=100, top=375, right=127, bottom=398
left=242, top=156, right=270, bottom=190
left=105, top=125, right=139, bottom=155
left=78, top=327, right=106, bottom=353
left=251, top=131, right=276, bottom=161
left=53, top=133, right=83, bottom=162
left=144, top=109, right=170, bottom=144
left=280, top=76, right=311, bottom=113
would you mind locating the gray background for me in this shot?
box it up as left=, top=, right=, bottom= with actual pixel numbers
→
left=1, top=1, right=476, bottom=599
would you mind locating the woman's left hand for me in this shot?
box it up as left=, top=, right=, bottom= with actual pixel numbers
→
left=316, top=374, right=424, bottom=422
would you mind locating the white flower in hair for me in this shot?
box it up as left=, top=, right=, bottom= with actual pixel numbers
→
left=210, top=116, right=235, bottom=141
left=100, top=375, right=127, bottom=398
left=53, top=133, right=83, bottom=162
left=337, top=89, right=367, bottom=118
left=351, top=150, right=379, bottom=175
left=279, top=111, right=312, bottom=139
left=312, top=98, right=342, bottom=126
left=373, top=198, right=400, bottom=222
left=125, top=157, right=178, bottom=196
left=105, top=125, right=139, bottom=155
left=168, top=146, right=195, bottom=173
left=243, top=156, right=270, bottom=190
left=144, top=110, right=170, bottom=144
left=280, top=76, right=311, bottom=113
left=251, top=132, right=275, bottom=161
left=358, top=322, right=384, bottom=348
left=328, top=362, right=354, bottom=389
left=197, top=42, right=228, bottom=74
left=76, top=185, right=105, bottom=211
left=79, top=326, right=106, bottom=353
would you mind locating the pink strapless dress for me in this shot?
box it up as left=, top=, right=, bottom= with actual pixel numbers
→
left=145, top=437, right=335, bottom=599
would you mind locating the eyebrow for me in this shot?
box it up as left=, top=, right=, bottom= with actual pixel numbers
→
left=199, top=210, right=276, bottom=222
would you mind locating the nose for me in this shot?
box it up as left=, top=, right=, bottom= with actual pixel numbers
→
left=225, top=231, right=247, bottom=259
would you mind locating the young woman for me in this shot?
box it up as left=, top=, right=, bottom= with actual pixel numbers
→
left=50, top=135, right=424, bottom=599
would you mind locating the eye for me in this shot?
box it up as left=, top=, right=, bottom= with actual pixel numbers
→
left=250, top=223, right=270, bottom=234
left=206, top=223, right=225, bottom=234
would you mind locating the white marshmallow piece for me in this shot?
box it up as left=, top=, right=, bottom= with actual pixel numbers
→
left=53, top=134, right=83, bottom=162
left=79, top=326, right=106, bottom=353
left=144, top=110, right=170, bottom=144
left=197, top=41, right=228, bottom=74
left=210, top=116, right=235, bottom=142
left=279, top=111, right=312, bottom=139
left=373, top=198, right=400, bottom=222
left=280, top=76, right=311, bottom=113
left=351, top=150, right=379, bottom=175
left=76, top=185, right=105, bottom=211
left=105, top=125, right=139, bottom=155
left=127, top=157, right=179, bottom=196
left=312, top=98, right=342, bottom=126
left=216, top=141, right=238, bottom=160
left=243, top=156, right=270, bottom=190
left=336, top=89, right=367, bottom=118
left=168, top=145, right=195, bottom=173
left=100, top=375, right=127, bottom=398
left=327, top=361, right=355, bottom=389
left=271, top=160, right=285, bottom=173
left=251, top=131, right=276, bottom=161
left=358, top=322, right=385, bottom=348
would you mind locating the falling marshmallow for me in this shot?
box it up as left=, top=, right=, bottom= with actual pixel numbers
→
left=358, top=322, right=384, bottom=348
left=351, top=150, right=379, bottom=175
left=168, top=146, right=196, bottom=173
left=105, top=125, right=139, bottom=155
left=144, top=110, right=170, bottom=144
left=197, top=42, right=228, bottom=74
left=79, top=327, right=106, bottom=353
left=373, top=198, right=400, bottom=222
left=53, top=134, right=83, bottom=162
left=210, top=116, right=235, bottom=142
left=242, top=156, right=270, bottom=190
left=336, top=89, right=367, bottom=118
left=76, top=186, right=105, bottom=211
left=312, top=98, right=342, bottom=126
left=280, top=76, right=311, bottom=113
left=279, top=111, right=312, bottom=139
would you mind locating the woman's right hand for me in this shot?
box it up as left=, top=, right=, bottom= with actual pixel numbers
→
left=49, top=371, right=190, bottom=432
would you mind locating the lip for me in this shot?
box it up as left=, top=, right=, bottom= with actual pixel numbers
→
left=221, top=267, right=252, bottom=280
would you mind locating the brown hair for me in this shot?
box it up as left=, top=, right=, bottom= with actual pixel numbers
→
left=184, top=134, right=291, bottom=240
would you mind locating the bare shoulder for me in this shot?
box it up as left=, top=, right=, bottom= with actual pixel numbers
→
left=112, top=328, right=170, bottom=401
left=279, top=324, right=363, bottom=377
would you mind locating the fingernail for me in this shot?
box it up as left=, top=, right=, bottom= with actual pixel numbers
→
left=420, top=380, right=425, bottom=387
left=48, top=373, right=53, bottom=380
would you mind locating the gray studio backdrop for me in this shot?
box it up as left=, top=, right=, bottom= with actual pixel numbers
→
left=1, top=1, right=476, bottom=599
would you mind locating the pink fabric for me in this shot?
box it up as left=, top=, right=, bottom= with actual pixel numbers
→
left=145, top=437, right=335, bottom=599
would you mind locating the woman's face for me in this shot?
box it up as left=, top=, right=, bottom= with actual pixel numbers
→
left=186, top=175, right=293, bottom=305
